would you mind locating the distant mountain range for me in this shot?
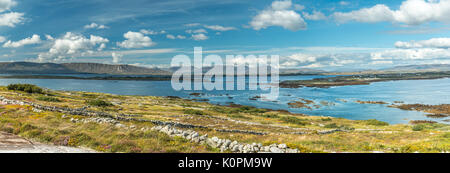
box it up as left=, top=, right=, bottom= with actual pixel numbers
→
left=1, top=62, right=448, bottom=76
left=0, top=62, right=171, bottom=75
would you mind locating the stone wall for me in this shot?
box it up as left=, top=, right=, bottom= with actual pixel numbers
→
left=152, top=125, right=299, bottom=153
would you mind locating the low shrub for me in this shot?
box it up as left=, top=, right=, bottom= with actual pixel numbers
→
left=324, top=123, right=338, bottom=128
left=228, top=114, right=251, bottom=120
left=183, top=109, right=206, bottom=115
left=238, top=106, right=268, bottom=114
left=86, top=99, right=113, bottom=107
left=442, top=132, right=450, bottom=138
left=208, top=106, right=238, bottom=114
left=280, top=116, right=308, bottom=125
left=259, top=113, right=280, bottom=119
left=412, top=124, right=425, bottom=131
left=37, top=96, right=61, bottom=102
left=321, top=118, right=332, bottom=121
left=363, top=119, right=389, bottom=126
left=7, top=84, right=44, bottom=94
left=324, top=123, right=354, bottom=130
left=411, top=123, right=444, bottom=131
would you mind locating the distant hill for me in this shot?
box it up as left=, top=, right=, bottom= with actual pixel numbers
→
left=0, top=62, right=171, bottom=75
left=381, top=64, right=450, bottom=72
left=279, top=68, right=326, bottom=75
left=326, top=64, right=450, bottom=75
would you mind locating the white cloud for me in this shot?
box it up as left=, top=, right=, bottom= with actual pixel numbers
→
left=287, top=53, right=317, bottom=63
left=3, top=34, right=41, bottom=48
left=112, top=52, right=123, bottom=64
left=191, top=33, right=208, bottom=41
left=249, top=0, right=307, bottom=31
left=140, top=29, right=166, bottom=35
left=84, top=22, right=108, bottom=29
left=0, top=0, right=16, bottom=13
left=370, top=60, right=393, bottom=65
left=45, top=34, right=54, bottom=40
left=333, top=0, right=450, bottom=25
left=204, top=25, right=237, bottom=31
left=294, top=4, right=305, bottom=11
left=166, top=34, right=175, bottom=39
left=339, top=1, right=350, bottom=6
left=0, top=12, right=24, bottom=27
left=117, top=31, right=155, bottom=49
left=117, top=48, right=177, bottom=55
left=0, top=36, right=5, bottom=43
left=185, top=23, right=201, bottom=27
left=302, top=11, right=327, bottom=20
left=271, top=0, right=292, bottom=10
left=166, top=34, right=187, bottom=40
left=37, top=32, right=109, bottom=62
left=302, top=63, right=324, bottom=68
left=395, top=38, right=450, bottom=49
left=371, top=48, right=450, bottom=60
left=186, top=29, right=207, bottom=34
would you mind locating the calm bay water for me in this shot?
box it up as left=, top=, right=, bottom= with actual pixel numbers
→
left=0, top=75, right=449, bottom=124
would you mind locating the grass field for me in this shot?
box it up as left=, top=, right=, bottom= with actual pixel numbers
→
left=0, top=85, right=448, bottom=153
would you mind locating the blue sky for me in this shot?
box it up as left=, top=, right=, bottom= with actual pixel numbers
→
left=1, top=0, right=450, bottom=71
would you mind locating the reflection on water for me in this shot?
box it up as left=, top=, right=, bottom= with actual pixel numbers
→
left=0, top=75, right=449, bottom=124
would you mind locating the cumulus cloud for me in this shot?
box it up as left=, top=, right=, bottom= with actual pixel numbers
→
left=371, top=48, right=450, bottom=60
left=287, top=53, right=317, bottom=63
left=84, top=22, right=108, bottom=29
left=277, top=49, right=399, bottom=69
left=203, top=25, right=237, bottom=31
left=3, top=34, right=41, bottom=48
left=333, top=0, right=450, bottom=25
left=176, top=35, right=186, bottom=39
left=0, top=12, right=24, bottom=27
left=166, top=34, right=175, bottom=39
left=271, top=0, right=292, bottom=10
left=117, top=31, right=155, bottom=49
left=37, top=32, right=109, bottom=62
left=166, top=34, right=186, bottom=40
left=249, top=0, right=307, bottom=31
left=191, top=33, right=208, bottom=41
left=302, top=11, right=327, bottom=20
left=0, top=0, right=17, bottom=13
left=0, top=36, right=5, bottom=43
left=112, top=52, right=123, bottom=64
left=395, top=38, right=450, bottom=49
left=280, top=53, right=342, bottom=68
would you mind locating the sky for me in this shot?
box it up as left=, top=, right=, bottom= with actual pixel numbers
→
left=1, top=0, right=450, bottom=71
